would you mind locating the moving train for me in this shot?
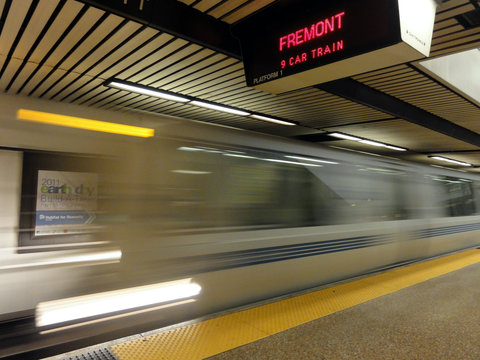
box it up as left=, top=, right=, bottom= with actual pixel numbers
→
left=1, top=93, right=480, bottom=358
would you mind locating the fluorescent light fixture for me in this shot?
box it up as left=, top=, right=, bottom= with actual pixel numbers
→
left=36, top=278, right=201, bottom=327
left=223, top=153, right=257, bottom=159
left=264, top=158, right=322, bottom=167
left=190, top=100, right=250, bottom=116
left=17, top=109, right=154, bottom=137
left=429, top=156, right=472, bottom=167
left=250, top=114, right=296, bottom=126
left=359, top=139, right=385, bottom=147
left=285, top=155, right=338, bottom=164
left=385, top=145, right=407, bottom=151
left=329, top=132, right=362, bottom=141
left=108, top=81, right=190, bottom=102
left=171, top=170, right=211, bottom=175
left=329, top=132, right=407, bottom=152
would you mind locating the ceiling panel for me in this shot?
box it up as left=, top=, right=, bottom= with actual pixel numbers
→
left=0, top=0, right=478, bottom=170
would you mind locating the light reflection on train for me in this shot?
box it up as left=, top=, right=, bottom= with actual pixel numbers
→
left=1, top=94, right=480, bottom=353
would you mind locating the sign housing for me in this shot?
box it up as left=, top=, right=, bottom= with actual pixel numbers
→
left=233, top=0, right=437, bottom=94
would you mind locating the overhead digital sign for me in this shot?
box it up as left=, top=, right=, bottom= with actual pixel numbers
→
left=233, top=0, right=436, bottom=93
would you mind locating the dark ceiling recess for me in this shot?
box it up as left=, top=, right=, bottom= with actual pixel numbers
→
left=316, top=79, right=480, bottom=148
left=456, top=8, right=480, bottom=28
left=76, top=0, right=242, bottom=58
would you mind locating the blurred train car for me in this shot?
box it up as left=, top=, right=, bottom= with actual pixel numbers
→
left=1, top=93, right=480, bottom=357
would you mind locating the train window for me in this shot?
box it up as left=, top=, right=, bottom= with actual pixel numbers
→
left=434, top=176, right=476, bottom=217
left=120, top=140, right=414, bottom=232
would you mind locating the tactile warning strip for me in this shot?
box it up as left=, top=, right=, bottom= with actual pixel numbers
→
left=62, top=347, right=118, bottom=360
left=111, top=249, right=480, bottom=360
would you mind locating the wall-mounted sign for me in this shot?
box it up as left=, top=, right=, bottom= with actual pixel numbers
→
left=233, top=0, right=437, bottom=93
left=35, top=170, right=97, bottom=236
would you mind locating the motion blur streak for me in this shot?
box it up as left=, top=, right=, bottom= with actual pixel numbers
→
left=0, top=249, right=122, bottom=270
left=39, top=299, right=196, bottom=335
left=35, top=278, right=202, bottom=327
left=16, top=109, right=155, bottom=137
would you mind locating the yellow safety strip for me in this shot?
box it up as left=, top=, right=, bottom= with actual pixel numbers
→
left=111, top=249, right=480, bottom=360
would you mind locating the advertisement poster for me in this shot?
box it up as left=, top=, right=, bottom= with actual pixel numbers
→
left=35, top=170, right=98, bottom=236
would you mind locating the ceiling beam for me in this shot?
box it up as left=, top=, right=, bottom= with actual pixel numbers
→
left=316, top=78, right=480, bottom=148
left=76, top=0, right=242, bottom=59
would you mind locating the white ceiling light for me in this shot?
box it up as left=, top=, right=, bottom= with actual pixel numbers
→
left=329, top=132, right=362, bottom=141
left=330, top=132, right=407, bottom=152
left=108, top=81, right=190, bottom=102
left=250, top=114, right=296, bottom=126
left=285, top=155, right=338, bottom=164
left=429, top=156, right=472, bottom=167
left=190, top=100, right=250, bottom=116
left=385, top=145, right=407, bottom=151
left=359, top=139, right=385, bottom=147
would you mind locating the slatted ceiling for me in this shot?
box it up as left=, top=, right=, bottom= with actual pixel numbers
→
left=130, top=43, right=206, bottom=84
left=141, top=49, right=216, bottom=87
left=436, top=3, right=475, bottom=21
left=208, top=0, right=251, bottom=19
left=433, top=27, right=480, bottom=47
left=325, top=119, right=479, bottom=153
left=434, top=24, right=465, bottom=37
left=220, top=0, right=276, bottom=24
left=0, top=1, right=31, bottom=57
left=193, top=0, right=221, bottom=12
left=119, top=39, right=191, bottom=82
left=354, top=63, right=480, bottom=136
left=57, top=28, right=158, bottom=101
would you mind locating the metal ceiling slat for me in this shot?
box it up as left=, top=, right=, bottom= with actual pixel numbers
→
left=62, top=78, right=104, bottom=103
left=373, top=81, right=438, bottom=93
left=0, top=0, right=32, bottom=54
left=119, top=38, right=189, bottom=81
left=11, top=0, right=59, bottom=60
left=435, top=3, right=475, bottom=22
left=188, top=75, right=246, bottom=98
left=208, top=0, right=249, bottom=19
left=60, top=27, right=158, bottom=102
left=15, top=1, right=87, bottom=94
left=221, top=0, right=276, bottom=24
left=104, top=32, right=175, bottom=79
left=436, top=0, right=470, bottom=12
left=6, top=0, right=64, bottom=91
left=431, top=32, right=480, bottom=51
left=432, top=27, right=480, bottom=45
left=151, top=52, right=228, bottom=89
left=50, top=14, right=124, bottom=77
left=431, top=39, right=480, bottom=56
left=170, top=60, right=243, bottom=92
left=433, top=24, right=465, bottom=38
left=364, top=74, right=427, bottom=88
left=141, top=47, right=215, bottom=86
left=353, top=65, right=410, bottom=82
left=194, top=0, right=221, bottom=12
left=135, top=44, right=205, bottom=83
left=180, top=70, right=245, bottom=96
left=42, top=15, right=130, bottom=99
left=433, top=18, right=458, bottom=31
left=0, top=0, right=36, bottom=79
left=0, top=0, right=10, bottom=38
left=51, top=21, right=145, bottom=100
left=27, top=7, right=108, bottom=96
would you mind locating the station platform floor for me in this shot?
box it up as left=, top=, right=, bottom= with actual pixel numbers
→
left=46, top=248, right=480, bottom=360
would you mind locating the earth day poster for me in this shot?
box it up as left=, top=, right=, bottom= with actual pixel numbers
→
left=35, top=170, right=97, bottom=236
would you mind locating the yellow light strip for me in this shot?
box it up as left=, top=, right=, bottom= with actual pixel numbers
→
left=17, top=109, right=154, bottom=138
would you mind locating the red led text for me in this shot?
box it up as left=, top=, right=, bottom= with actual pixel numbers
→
left=280, top=40, right=344, bottom=69
left=279, top=11, right=345, bottom=52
